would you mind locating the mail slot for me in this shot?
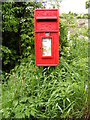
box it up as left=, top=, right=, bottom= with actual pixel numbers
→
left=34, top=9, right=59, bottom=66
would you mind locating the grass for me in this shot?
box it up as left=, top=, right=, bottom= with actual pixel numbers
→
left=1, top=15, right=89, bottom=119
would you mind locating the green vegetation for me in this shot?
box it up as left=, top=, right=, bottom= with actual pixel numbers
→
left=1, top=2, right=89, bottom=120
left=60, top=13, right=88, bottom=19
left=2, top=2, right=42, bottom=72
left=86, top=0, right=90, bottom=9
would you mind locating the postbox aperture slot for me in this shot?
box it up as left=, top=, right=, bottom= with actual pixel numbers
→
left=37, top=19, right=57, bottom=22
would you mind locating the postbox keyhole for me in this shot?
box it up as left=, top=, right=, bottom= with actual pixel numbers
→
left=45, top=32, right=49, bottom=36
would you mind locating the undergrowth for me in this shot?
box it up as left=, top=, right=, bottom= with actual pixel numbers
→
left=1, top=33, right=88, bottom=119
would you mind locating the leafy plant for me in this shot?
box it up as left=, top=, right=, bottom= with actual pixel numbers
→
left=2, top=2, right=42, bottom=72
left=2, top=32, right=88, bottom=119
left=1, top=2, right=88, bottom=120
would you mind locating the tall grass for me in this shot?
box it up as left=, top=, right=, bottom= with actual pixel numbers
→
left=1, top=16, right=88, bottom=119
left=2, top=35, right=88, bottom=119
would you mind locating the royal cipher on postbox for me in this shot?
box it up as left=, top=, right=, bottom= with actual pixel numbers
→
left=34, top=9, right=59, bottom=66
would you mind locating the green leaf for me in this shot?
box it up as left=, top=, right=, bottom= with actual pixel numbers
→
left=25, top=109, right=30, bottom=118
left=13, top=100, right=18, bottom=107
left=31, top=109, right=35, bottom=116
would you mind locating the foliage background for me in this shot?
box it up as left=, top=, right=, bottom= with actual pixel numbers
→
left=1, top=1, right=89, bottom=120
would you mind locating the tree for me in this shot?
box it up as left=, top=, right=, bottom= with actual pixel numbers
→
left=2, top=2, right=42, bottom=72
left=86, top=0, right=90, bottom=9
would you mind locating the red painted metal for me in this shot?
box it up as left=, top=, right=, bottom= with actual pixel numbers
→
left=34, top=9, right=59, bottom=66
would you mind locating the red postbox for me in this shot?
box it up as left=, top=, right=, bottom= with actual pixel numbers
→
left=34, top=9, right=59, bottom=66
